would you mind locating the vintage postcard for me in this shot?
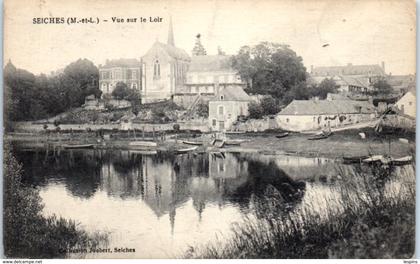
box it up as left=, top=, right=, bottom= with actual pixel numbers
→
left=3, top=0, right=416, bottom=259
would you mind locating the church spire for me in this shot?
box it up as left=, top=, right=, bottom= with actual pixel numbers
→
left=167, top=16, right=175, bottom=46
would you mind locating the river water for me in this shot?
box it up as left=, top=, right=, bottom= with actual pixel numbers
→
left=13, top=147, right=405, bottom=258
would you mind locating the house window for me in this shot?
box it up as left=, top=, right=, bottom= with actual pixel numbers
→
left=132, top=83, right=137, bottom=89
left=153, top=60, right=160, bottom=78
left=219, top=121, right=225, bottom=130
left=409, top=101, right=413, bottom=106
left=132, top=70, right=137, bottom=79
left=218, top=162, right=225, bottom=172
left=228, top=114, right=232, bottom=119
left=212, top=119, right=216, bottom=127
left=286, top=118, right=289, bottom=123
left=218, top=106, right=224, bottom=115
left=220, top=95, right=224, bottom=100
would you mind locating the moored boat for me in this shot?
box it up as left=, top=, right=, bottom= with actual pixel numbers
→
left=390, top=156, right=413, bottom=166
left=362, top=155, right=390, bottom=164
left=308, top=131, right=332, bottom=140
left=128, top=141, right=157, bottom=149
left=342, top=155, right=369, bottom=164
left=175, top=146, right=198, bottom=154
left=275, top=132, right=289, bottom=138
left=224, top=139, right=245, bottom=146
left=63, top=144, right=95, bottom=149
left=182, top=140, right=204, bottom=146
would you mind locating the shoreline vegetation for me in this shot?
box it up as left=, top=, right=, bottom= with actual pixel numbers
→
left=185, top=161, right=415, bottom=259
left=3, top=144, right=108, bottom=258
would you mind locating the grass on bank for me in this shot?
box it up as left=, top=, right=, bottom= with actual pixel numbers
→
left=186, top=162, right=415, bottom=259
left=3, top=145, right=108, bottom=258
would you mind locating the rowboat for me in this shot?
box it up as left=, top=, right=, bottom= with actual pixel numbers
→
left=308, top=131, right=332, bottom=140
left=224, top=139, right=245, bottom=146
left=128, top=141, right=157, bottom=149
left=342, top=155, right=369, bottom=164
left=175, top=146, right=198, bottom=154
left=362, top=155, right=390, bottom=164
left=275, top=132, right=289, bottom=138
left=63, top=144, right=95, bottom=149
left=129, top=150, right=158, bottom=155
left=390, top=156, right=413, bottom=166
left=182, top=140, right=204, bottom=146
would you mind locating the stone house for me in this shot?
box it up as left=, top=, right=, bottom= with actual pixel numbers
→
left=276, top=98, right=376, bottom=132
left=208, top=87, right=252, bottom=131
left=394, top=90, right=416, bottom=118
left=99, top=59, right=141, bottom=95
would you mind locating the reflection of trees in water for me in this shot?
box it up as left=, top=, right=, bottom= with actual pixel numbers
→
left=14, top=149, right=306, bottom=219
left=14, top=149, right=102, bottom=199
left=219, top=158, right=306, bottom=216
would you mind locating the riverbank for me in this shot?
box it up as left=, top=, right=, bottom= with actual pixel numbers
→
left=3, top=145, right=108, bottom=258
left=6, top=127, right=414, bottom=159
left=186, top=162, right=415, bottom=258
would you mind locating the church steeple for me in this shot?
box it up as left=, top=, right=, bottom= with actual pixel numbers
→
left=167, top=16, right=175, bottom=46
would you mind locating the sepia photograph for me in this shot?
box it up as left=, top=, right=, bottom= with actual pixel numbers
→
left=3, top=0, right=416, bottom=259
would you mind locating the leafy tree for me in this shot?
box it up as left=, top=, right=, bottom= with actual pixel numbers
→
left=311, top=78, right=338, bottom=99
left=260, top=97, right=280, bottom=115
left=3, top=59, right=100, bottom=126
left=111, top=82, right=130, bottom=100
left=372, top=77, right=393, bottom=94
left=248, top=101, right=264, bottom=119
left=196, top=103, right=209, bottom=117
left=60, top=59, right=100, bottom=108
left=232, top=42, right=306, bottom=101
left=192, top=34, right=207, bottom=56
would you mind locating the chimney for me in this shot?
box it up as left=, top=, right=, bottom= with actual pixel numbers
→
left=381, top=61, right=385, bottom=73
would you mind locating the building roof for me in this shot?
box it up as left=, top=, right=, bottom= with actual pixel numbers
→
left=189, top=55, right=234, bottom=72
left=278, top=99, right=375, bottom=115
left=210, top=86, right=251, bottom=101
left=312, top=64, right=385, bottom=76
left=339, top=75, right=368, bottom=88
left=153, top=41, right=190, bottom=61
left=101, top=58, right=140, bottom=69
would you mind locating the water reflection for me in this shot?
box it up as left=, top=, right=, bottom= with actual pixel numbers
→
left=13, top=148, right=323, bottom=258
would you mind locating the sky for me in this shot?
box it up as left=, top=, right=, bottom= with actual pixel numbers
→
left=4, top=0, right=416, bottom=75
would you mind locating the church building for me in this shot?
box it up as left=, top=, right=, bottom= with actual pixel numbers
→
left=141, top=18, right=190, bottom=103
left=98, top=18, right=246, bottom=105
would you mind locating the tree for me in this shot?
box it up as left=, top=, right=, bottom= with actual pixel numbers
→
left=312, top=78, right=338, bottom=99
left=248, top=102, right=264, bottom=119
left=192, top=34, right=207, bottom=56
left=60, top=59, right=100, bottom=108
left=111, top=82, right=130, bottom=100
left=373, top=78, right=393, bottom=94
left=260, top=97, right=280, bottom=115
left=232, top=42, right=307, bottom=102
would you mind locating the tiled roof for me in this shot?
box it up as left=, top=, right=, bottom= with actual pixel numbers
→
left=101, top=58, right=140, bottom=68
left=278, top=99, right=375, bottom=115
left=189, top=55, right=234, bottom=72
left=154, top=42, right=190, bottom=61
left=210, top=86, right=251, bottom=101
left=339, top=75, right=368, bottom=88
left=312, top=64, right=385, bottom=76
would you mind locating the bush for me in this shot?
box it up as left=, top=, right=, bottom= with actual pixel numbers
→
left=173, top=124, right=180, bottom=131
left=260, top=97, right=280, bottom=115
left=196, top=103, right=209, bottom=118
left=248, top=102, right=264, bottom=119
left=186, top=162, right=415, bottom=259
